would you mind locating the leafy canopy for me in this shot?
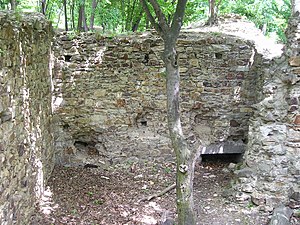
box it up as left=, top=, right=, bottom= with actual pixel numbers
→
left=0, top=0, right=291, bottom=42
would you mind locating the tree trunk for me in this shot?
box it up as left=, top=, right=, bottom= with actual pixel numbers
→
left=207, top=0, right=215, bottom=25
left=163, top=40, right=197, bottom=225
left=139, top=0, right=197, bottom=224
left=41, top=0, right=46, bottom=15
left=71, top=0, right=75, bottom=30
left=78, top=5, right=83, bottom=32
left=78, top=0, right=88, bottom=32
left=63, top=0, right=68, bottom=31
left=89, top=0, right=98, bottom=30
left=207, top=0, right=221, bottom=26
left=126, top=0, right=136, bottom=31
left=132, top=10, right=143, bottom=32
left=10, top=0, right=16, bottom=10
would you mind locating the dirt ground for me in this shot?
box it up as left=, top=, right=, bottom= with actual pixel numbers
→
left=30, top=159, right=291, bottom=225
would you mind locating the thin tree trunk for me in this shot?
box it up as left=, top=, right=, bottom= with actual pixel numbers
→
left=140, top=0, right=198, bottom=224
left=132, top=10, right=143, bottom=32
left=82, top=10, right=88, bottom=31
left=121, top=0, right=126, bottom=32
left=71, top=0, right=75, bottom=30
left=63, top=0, right=68, bottom=31
left=41, top=0, right=46, bottom=15
left=207, top=0, right=222, bottom=26
left=56, top=10, right=62, bottom=28
left=78, top=5, right=83, bottom=31
left=208, top=0, right=215, bottom=25
left=89, top=0, right=98, bottom=30
left=10, top=0, right=16, bottom=10
left=78, top=1, right=88, bottom=32
left=163, top=41, right=198, bottom=224
left=46, top=1, right=54, bottom=20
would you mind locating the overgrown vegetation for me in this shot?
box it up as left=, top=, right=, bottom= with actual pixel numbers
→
left=0, top=0, right=291, bottom=42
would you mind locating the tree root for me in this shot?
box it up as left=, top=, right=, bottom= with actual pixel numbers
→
left=139, top=183, right=176, bottom=202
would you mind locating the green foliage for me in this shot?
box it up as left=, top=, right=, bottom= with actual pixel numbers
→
left=247, top=201, right=254, bottom=209
left=219, top=0, right=291, bottom=42
left=93, top=199, right=104, bottom=205
left=185, top=0, right=209, bottom=24
left=0, top=0, right=291, bottom=42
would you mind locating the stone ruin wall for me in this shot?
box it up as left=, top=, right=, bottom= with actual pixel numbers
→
left=236, top=9, right=300, bottom=210
left=0, top=12, right=54, bottom=224
left=52, top=31, right=261, bottom=166
left=0, top=9, right=298, bottom=224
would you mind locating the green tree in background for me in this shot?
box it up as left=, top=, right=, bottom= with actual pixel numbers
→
left=0, top=0, right=291, bottom=41
left=220, top=0, right=291, bottom=42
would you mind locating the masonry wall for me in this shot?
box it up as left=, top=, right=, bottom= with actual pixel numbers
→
left=236, top=9, right=300, bottom=210
left=53, top=31, right=260, bottom=166
left=0, top=12, right=54, bottom=224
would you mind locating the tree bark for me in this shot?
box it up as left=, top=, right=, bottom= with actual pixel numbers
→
left=89, top=0, right=98, bottom=30
left=132, top=10, right=143, bottom=32
left=207, top=0, right=222, bottom=26
left=63, top=0, right=68, bottom=31
left=163, top=41, right=197, bottom=224
left=140, top=1, right=199, bottom=224
left=78, top=0, right=88, bottom=32
left=10, top=0, right=16, bottom=10
left=208, top=0, right=215, bottom=25
left=71, top=0, right=75, bottom=30
left=41, top=0, right=46, bottom=15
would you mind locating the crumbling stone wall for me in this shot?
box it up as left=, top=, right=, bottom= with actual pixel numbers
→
left=236, top=8, right=300, bottom=210
left=53, top=31, right=260, bottom=166
left=0, top=12, right=54, bottom=224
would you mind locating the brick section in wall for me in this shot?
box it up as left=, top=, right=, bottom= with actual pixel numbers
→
left=52, top=31, right=261, bottom=166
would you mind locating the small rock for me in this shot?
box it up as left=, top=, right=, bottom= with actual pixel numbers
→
left=251, top=193, right=266, bottom=206
left=228, top=163, right=237, bottom=170
left=234, top=167, right=255, bottom=178
left=222, top=168, right=230, bottom=173
left=290, top=192, right=300, bottom=202
left=269, top=205, right=293, bottom=225
left=242, top=184, right=253, bottom=193
left=236, top=192, right=250, bottom=202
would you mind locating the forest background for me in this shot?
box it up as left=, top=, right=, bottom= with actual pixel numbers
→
left=0, top=0, right=291, bottom=42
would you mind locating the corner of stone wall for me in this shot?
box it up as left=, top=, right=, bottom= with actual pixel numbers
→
left=234, top=10, right=300, bottom=212
left=0, top=11, right=54, bottom=224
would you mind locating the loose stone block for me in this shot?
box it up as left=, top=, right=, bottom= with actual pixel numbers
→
left=289, top=56, right=300, bottom=66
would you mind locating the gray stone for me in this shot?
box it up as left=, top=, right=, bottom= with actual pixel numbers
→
left=234, top=167, right=255, bottom=178
left=269, top=205, right=293, bottom=225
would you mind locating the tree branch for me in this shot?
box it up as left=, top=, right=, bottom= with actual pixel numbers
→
left=170, top=0, right=187, bottom=39
left=139, top=0, right=163, bottom=35
left=148, top=0, right=169, bottom=32
left=139, top=183, right=176, bottom=202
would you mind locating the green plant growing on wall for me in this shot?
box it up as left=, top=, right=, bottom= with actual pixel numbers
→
left=210, top=31, right=222, bottom=37
left=93, top=199, right=104, bottom=205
